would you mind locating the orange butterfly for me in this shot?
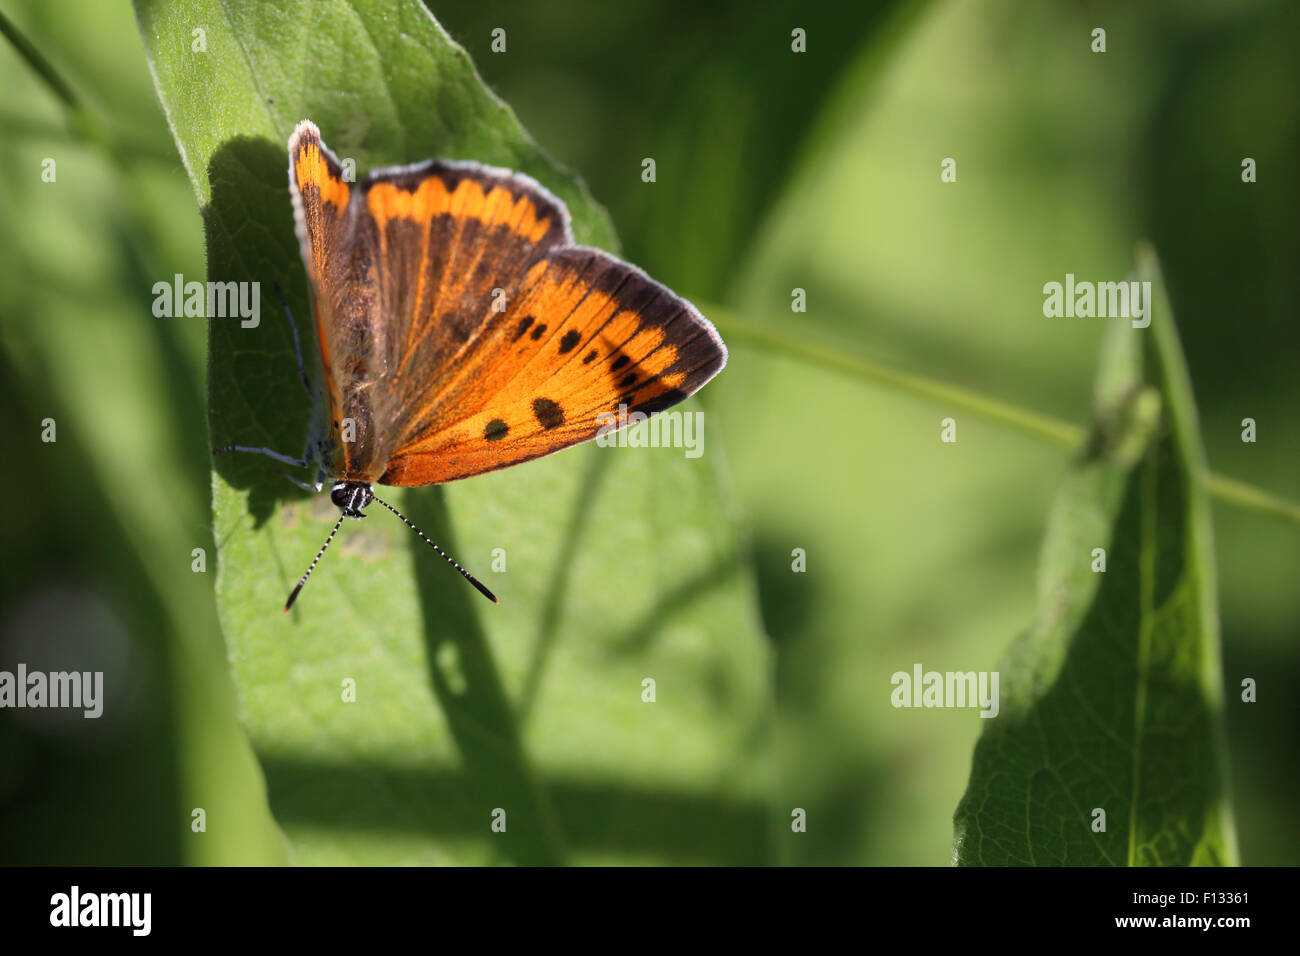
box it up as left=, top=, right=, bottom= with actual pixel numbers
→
left=216, top=120, right=727, bottom=610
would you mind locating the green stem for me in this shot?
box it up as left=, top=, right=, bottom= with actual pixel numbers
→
left=0, top=8, right=117, bottom=160
left=1206, top=473, right=1300, bottom=526
left=712, top=307, right=1084, bottom=446
left=0, top=7, right=78, bottom=106
left=706, top=305, right=1300, bottom=528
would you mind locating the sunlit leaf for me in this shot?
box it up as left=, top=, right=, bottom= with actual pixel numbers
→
left=136, top=0, right=768, bottom=865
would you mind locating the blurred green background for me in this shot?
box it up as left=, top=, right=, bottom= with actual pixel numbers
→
left=0, top=0, right=1295, bottom=864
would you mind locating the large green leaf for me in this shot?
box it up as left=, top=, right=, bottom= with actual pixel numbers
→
left=135, top=0, right=768, bottom=864
left=952, top=248, right=1236, bottom=865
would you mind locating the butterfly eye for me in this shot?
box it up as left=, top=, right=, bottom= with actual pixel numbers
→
left=329, top=483, right=351, bottom=509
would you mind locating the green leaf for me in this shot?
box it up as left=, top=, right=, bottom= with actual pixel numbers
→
left=136, top=0, right=768, bottom=864
left=952, top=247, right=1237, bottom=866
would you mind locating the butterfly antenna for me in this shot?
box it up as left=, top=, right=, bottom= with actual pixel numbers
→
left=284, top=512, right=347, bottom=612
left=370, top=493, right=499, bottom=604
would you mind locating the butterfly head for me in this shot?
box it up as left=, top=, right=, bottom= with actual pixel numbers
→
left=331, top=480, right=374, bottom=518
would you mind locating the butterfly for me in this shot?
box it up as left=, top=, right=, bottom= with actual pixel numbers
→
left=216, top=120, right=727, bottom=610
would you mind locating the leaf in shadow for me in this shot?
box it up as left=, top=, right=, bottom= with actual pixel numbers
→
left=203, top=136, right=316, bottom=528
left=256, top=753, right=768, bottom=864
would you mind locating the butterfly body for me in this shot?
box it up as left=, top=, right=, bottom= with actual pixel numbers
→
left=220, top=120, right=727, bottom=608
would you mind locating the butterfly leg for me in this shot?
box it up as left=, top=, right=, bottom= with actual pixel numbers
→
left=277, top=470, right=323, bottom=494
left=213, top=445, right=310, bottom=468
left=273, top=281, right=312, bottom=399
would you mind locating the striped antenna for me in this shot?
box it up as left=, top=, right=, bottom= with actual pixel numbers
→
left=370, top=493, right=498, bottom=604
left=284, top=512, right=346, bottom=611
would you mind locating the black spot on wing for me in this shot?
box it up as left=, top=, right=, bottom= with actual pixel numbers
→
left=582, top=349, right=598, bottom=364
left=513, top=316, right=534, bottom=340
left=484, top=419, right=509, bottom=441
left=558, top=329, right=581, bottom=354
left=530, top=323, right=548, bottom=340
left=532, top=398, right=564, bottom=429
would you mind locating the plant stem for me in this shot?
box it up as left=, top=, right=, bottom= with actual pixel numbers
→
left=707, top=305, right=1300, bottom=528
left=0, top=8, right=117, bottom=160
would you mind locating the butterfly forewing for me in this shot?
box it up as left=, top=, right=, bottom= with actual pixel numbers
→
left=380, top=245, right=726, bottom=485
